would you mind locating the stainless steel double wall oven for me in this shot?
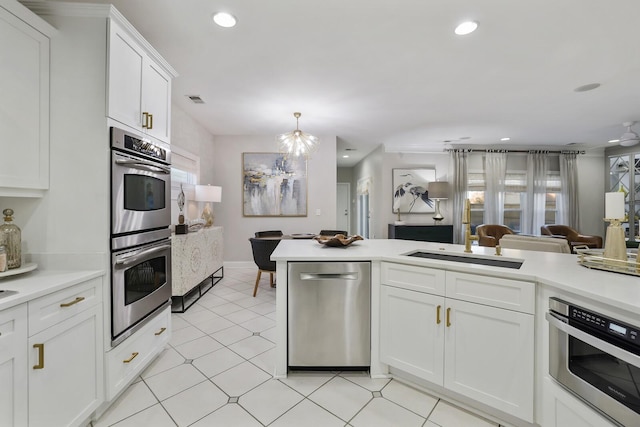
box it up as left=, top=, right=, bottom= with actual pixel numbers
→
left=110, top=127, right=172, bottom=346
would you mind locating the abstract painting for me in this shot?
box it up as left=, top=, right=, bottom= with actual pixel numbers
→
left=243, top=152, right=307, bottom=216
left=392, top=168, right=436, bottom=214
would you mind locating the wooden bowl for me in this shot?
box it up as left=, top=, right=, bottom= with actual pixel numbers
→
left=313, top=234, right=363, bottom=247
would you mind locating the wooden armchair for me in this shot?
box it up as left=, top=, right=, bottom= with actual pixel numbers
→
left=476, top=224, right=515, bottom=247
left=540, top=225, right=602, bottom=250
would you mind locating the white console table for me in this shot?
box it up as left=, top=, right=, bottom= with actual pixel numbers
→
left=171, top=226, right=223, bottom=312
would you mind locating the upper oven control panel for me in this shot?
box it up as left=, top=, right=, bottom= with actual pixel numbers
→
left=110, top=127, right=170, bottom=164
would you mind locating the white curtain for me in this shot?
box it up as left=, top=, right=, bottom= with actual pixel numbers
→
left=484, top=152, right=507, bottom=224
left=559, top=152, right=579, bottom=228
left=450, top=150, right=468, bottom=244
left=522, top=152, right=549, bottom=234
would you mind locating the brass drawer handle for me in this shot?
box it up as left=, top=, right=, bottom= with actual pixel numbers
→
left=33, top=343, right=44, bottom=369
left=446, top=307, right=452, bottom=327
left=123, top=352, right=139, bottom=363
left=142, top=112, right=149, bottom=128
left=148, top=113, right=153, bottom=129
left=60, top=296, right=85, bottom=307
left=154, top=327, right=166, bottom=336
left=436, top=305, right=441, bottom=325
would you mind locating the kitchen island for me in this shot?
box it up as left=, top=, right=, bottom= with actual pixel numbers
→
left=272, top=238, right=640, bottom=427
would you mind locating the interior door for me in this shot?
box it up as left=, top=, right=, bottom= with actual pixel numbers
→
left=337, top=182, right=350, bottom=234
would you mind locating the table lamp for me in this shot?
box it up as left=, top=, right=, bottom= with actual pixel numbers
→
left=428, top=181, right=449, bottom=223
left=603, top=192, right=627, bottom=264
left=195, top=185, right=222, bottom=227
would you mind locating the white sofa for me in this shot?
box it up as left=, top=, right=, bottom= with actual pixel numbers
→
left=499, top=234, right=571, bottom=253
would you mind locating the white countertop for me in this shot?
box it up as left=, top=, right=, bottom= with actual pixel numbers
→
left=272, top=238, right=640, bottom=313
left=0, top=268, right=105, bottom=311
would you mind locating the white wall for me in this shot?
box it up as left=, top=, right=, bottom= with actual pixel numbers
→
left=212, top=135, right=338, bottom=263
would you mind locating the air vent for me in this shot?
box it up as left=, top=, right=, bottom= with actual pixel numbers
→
left=187, top=95, right=205, bottom=104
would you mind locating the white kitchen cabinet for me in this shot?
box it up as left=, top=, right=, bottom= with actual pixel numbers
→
left=108, top=19, right=172, bottom=143
left=379, top=262, right=535, bottom=423
left=542, top=377, right=613, bottom=427
left=0, top=0, right=55, bottom=197
left=0, top=304, right=28, bottom=427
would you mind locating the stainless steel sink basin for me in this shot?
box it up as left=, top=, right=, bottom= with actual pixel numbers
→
left=404, top=250, right=524, bottom=269
left=0, top=290, right=18, bottom=298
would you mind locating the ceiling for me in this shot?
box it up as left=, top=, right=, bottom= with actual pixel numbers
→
left=47, top=0, right=640, bottom=166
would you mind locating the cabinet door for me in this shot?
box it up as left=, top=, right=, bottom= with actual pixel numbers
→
left=28, top=305, right=103, bottom=427
left=444, top=299, right=534, bottom=422
left=0, top=304, right=28, bottom=427
left=380, top=285, right=444, bottom=384
left=0, top=6, right=49, bottom=194
left=142, top=61, right=171, bottom=142
left=108, top=20, right=144, bottom=131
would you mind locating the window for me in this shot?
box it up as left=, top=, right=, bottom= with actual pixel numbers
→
left=170, top=146, right=200, bottom=221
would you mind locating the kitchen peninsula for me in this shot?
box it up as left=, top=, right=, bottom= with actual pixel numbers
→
left=271, top=238, right=640, bottom=427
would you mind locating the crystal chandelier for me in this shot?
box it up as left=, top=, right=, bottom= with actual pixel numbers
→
left=276, top=112, right=319, bottom=158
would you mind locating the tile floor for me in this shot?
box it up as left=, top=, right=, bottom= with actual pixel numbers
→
left=93, top=267, right=502, bottom=427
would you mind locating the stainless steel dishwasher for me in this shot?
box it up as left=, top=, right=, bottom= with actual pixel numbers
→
left=288, top=261, right=371, bottom=369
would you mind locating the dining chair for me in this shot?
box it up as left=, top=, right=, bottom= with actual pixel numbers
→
left=249, top=237, right=280, bottom=297
left=318, top=229, right=348, bottom=237
left=254, top=230, right=283, bottom=238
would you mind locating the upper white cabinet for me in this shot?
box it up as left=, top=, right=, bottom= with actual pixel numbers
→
left=108, top=19, right=173, bottom=143
left=0, top=0, right=55, bottom=197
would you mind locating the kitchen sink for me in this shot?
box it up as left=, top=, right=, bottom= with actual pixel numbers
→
left=404, top=250, right=524, bottom=269
left=0, top=290, right=18, bottom=298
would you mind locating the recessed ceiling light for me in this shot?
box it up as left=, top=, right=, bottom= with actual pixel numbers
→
left=608, top=139, right=620, bottom=144
left=500, top=137, right=511, bottom=141
left=455, top=21, right=478, bottom=35
left=574, top=83, right=600, bottom=92
left=342, top=155, right=350, bottom=158
left=213, top=12, right=237, bottom=28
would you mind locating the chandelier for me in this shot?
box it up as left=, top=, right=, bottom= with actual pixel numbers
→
left=276, top=112, right=319, bottom=158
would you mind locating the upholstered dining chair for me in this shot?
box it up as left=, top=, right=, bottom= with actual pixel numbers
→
left=249, top=237, right=280, bottom=297
left=254, top=230, right=283, bottom=238
left=476, top=224, right=515, bottom=247
left=318, top=229, right=348, bottom=236
left=540, top=225, right=603, bottom=251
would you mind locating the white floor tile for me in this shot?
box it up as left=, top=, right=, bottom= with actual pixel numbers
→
left=93, top=382, right=157, bottom=427
left=249, top=347, right=275, bottom=375
left=190, top=403, right=262, bottom=427
left=270, top=399, right=345, bottom=427
left=264, top=311, right=277, bottom=320
left=428, top=400, right=498, bottom=427
left=144, top=363, right=207, bottom=401
left=210, top=325, right=253, bottom=346
left=210, top=302, right=244, bottom=316
left=259, top=326, right=277, bottom=343
left=381, top=380, right=438, bottom=418
left=161, top=380, right=228, bottom=426
left=225, top=308, right=262, bottom=324
left=308, top=376, right=373, bottom=422
left=169, top=325, right=206, bottom=347
left=234, top=296, right=265, bottom=308
left=238, top=379, right=304, bottom=425
left=109, top=403, right=175, bottom=427
left=212, top=361, right=271, bottom=396
left=247, top=301, right=276, bottom=315
left=179, top=306, right=218, bottom=324
left=341, top=372, right=391, bottom=391
left=279, top=372, right=335, bottom=396
left=210, top=286, right=238, bottom=297
left=351, top=397, right=426, bottom=427
left=170, top=315, right=190, bottom=332
left=191, top=315, right=235, bottom=334
left=192, top=347, right=245, bottom=378
left=221, top=290, right=250, bottom=302
left=174, top=335, right=224, bottom=359
left=228, top=335, right=274, bottom=359
left=196, top=294, right=229, bottom=309
left=239, top=315, right=276, bottom=333
left=140, top=347, right=186, bottom=379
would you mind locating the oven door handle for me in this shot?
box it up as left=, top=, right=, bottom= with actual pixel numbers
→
left=115, top=158, right=171, bottom=174
left=546, top=312, right=640, bottom=368
left=115, top=244, right=171, bottom=268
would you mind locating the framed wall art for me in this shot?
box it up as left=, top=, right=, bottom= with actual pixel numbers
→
left=242, top=152, right=307, bottom=217
left=392, top=168, right=436, bottom=214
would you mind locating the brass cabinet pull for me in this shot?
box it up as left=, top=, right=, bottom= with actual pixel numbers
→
left=148, top=113, right=153, bottom=129
left=154, top=327, right=166, bottom=336
left=33, top=344, right=44, bottom=369
left=436, top=305, right=442, bottom=324
left=142, top=112, right=149, bottom=128
left=446, top=307, right=451, bottom=327
left=123, top=352, right=139, bottom=363
left=60, top=296, right=85, bottom=308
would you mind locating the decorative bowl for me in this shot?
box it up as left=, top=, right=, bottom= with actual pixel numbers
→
left=313, top=234, right=363, bottom=247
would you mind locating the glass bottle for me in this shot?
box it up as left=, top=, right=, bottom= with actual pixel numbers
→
left=0, top=209, right=21, bottom=269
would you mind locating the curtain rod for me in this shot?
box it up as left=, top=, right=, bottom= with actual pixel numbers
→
left=445, top=148, right=585, bottom=155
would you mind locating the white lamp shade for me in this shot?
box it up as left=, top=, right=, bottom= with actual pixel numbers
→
left=428, top=181, right=449, bottom=200
left=605, top=192, right=624, bottom=219
left=195, top=185, right=222, bottom=203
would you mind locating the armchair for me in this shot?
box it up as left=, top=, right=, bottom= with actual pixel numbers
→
left=540, top=225, right=603, bottom=250
left=476, top=224, right=515, bottom=247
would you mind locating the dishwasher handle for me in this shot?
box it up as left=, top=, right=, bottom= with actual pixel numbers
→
left=299, top=272, right=359, bottom=280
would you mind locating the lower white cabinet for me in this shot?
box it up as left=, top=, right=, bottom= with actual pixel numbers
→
left=380, top=263, right=535, bottom=423
left=0, top=304, right=28, bottom=427
left=105, top=306, right=170, bottom=400
left=542, top=377, right=613, bottom=427
left=0, top=276, right=104, bottom=427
